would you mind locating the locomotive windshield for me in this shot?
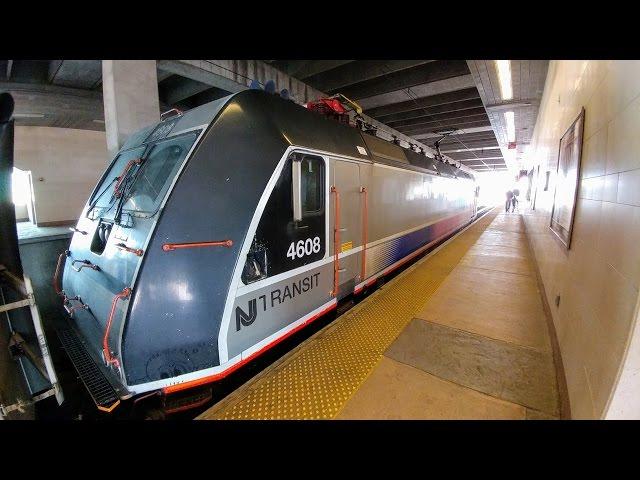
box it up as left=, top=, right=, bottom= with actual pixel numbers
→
left=86, top=131, right=199, bottom=221
left=89, top=146, right=146, bottom=211
left=121, top=132, right=198, bottom=215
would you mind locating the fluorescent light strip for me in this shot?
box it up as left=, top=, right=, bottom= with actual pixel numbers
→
left=495, top=60, right=513, bottom=101
left=505, top=111, right=515, bottom=143
left=13, top=113, right=45, bottom=119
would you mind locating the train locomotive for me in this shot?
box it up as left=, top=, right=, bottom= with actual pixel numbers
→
left=56, top=89, right=478, bottom=414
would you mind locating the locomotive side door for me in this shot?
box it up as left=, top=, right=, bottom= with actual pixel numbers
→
left=329, top=158, right=361, bottom=300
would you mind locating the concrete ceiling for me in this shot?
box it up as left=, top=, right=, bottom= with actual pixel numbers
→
left=467, top=60, right=548, bottom=172
left=272, top=60, right=508, bottom=172
left=0, top=60, right=231, bottom=131
left=0, top=59, right=547, bottom=173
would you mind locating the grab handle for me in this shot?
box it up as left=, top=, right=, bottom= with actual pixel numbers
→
left=71, top=259, right=100, bottom=272
left=331, top=185, right=341, bottom=297
left=102, top=287, right=131, bottom=369
left=115, top=243, right=144, bottom=257
left=162, top=240, right=233, bottom=252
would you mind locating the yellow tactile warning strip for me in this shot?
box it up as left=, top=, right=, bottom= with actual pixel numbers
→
left=197, top=210, right=498, bottom=420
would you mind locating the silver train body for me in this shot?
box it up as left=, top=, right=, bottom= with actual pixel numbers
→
left=59, top=90, right=477, bottom=407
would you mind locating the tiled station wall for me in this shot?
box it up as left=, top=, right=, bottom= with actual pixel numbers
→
left=525, top=61, right=640, bottom=419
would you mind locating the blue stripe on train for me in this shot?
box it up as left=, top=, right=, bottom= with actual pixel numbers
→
left=364, top=211, right=471, bottom=279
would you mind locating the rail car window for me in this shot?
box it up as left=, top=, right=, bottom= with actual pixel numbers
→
left=243, top=152, right=326, bottom=284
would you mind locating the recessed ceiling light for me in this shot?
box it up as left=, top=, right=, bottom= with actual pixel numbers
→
left=505, top=111, right=516, bottom=143
left=495, top=60, right=513, bottom=102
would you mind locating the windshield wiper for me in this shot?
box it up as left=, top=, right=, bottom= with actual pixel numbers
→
left=114, top=157, right=147, bottom=225
left=86, top=177, right=118, bottom=217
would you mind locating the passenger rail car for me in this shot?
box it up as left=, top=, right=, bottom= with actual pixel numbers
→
left=56, top=90, right=477, bottom=413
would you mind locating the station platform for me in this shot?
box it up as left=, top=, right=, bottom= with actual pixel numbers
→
left=197, top=210, right=561, bottom=420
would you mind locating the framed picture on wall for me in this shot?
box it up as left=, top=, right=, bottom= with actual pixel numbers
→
left=549, top=107, right=585, bottom=249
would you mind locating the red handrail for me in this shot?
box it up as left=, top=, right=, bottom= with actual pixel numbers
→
left=102, top=287, right=131, bottom=369
left=360, top=186, right=368, bottom=282
left=331, top=185, right=340, bottom=297
left=162, top=240, right=233, bottom=252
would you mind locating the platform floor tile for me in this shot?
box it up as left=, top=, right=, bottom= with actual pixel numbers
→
left=336, top=357, right=526, bottom=420
left=338, top=212, right=560, bottom=420
left=416, top=265, right=551, bottom=352
left=384, top=319, right=558, bottom=415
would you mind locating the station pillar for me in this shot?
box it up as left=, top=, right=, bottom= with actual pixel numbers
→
left=102, top=60, right=160, bottom=158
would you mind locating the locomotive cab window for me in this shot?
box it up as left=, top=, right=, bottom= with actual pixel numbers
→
left=243, top=152, right=326, bottom=285
left=293, top=154, right=324, bottom=222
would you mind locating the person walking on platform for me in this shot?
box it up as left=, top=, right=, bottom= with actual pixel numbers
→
left=505, top=190, right=514, bottom=212
left=511, top=188, right=520, bottom=212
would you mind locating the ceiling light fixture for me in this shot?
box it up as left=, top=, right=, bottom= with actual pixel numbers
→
left=13, top=113, right=45, bottom=119
left=495, top=60, right=513, bottom=101
left=505, top=111, right=516, bottom=143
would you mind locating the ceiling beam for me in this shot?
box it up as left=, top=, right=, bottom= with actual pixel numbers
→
left=0, top=81, right=104, bottom=128
left=439, top=135, right=498, bottom=146
left=451, top=153, right=504, bottom=161
left=414, top=125, right=495, bottom=143
left=48, top=60, right=102, bottom=89
left=387, top=107, right=488, bottom=129
left=415, top=125, right=494, bottom=139
left=161, top=76, right=213, bottom=105
left=442, top=145, right=501, bottom=153
left=453, top=160, right=505, bottom=167
left=464, top=166, right=507, bottom=171
left=8, top=60, right=49, bottom=84
left=403, top=119, right=492, bottom=136
left=0, top=81, right=101, bottom=99
left=365, top=87, right=480, bottom=118
left=358, top=74, right=477, bottom=111
left=340, top=60, right=470, bottom=100
left=157, top=68, right=174, bottom=82
left=376, top=98, right=484, bottom=124
left=461, top=162, right=506, bottom=167
left=425, top=139, right=499, bottom=152
left=48, top=60, right=63, bottom=83
left=397, top=114, right=489, bottom=133
left=306, top=60, right=432, bottom=93
left=272, top=60, right=355, bottom=79
left=157, top=59, right=246, bottom=94
left=466, top=159, right=505, bottom=164
left=175, top=86, right=231, bottom=109
left=439, top=132, right=498, bottom=142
